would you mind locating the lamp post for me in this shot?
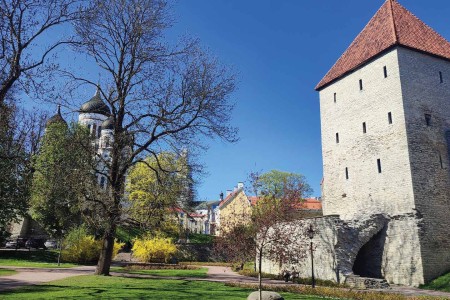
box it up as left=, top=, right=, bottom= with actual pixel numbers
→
left=307, top=224, right=315, bottom=288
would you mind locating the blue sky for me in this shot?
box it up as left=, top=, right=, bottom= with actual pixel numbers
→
left=165, top=0, right=450, bottom=200
left=22, top=0, right=450, bottom=201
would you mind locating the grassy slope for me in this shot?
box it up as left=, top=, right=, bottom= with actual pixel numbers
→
left=420, top=272, right=450, bottom=292
left=0, top=269, right=17, bottom=276
left=0, top=250, right=76, bottom=268
left=111, top=267, right=208, bottom=278
left=0, top=275, right=328, bottom=299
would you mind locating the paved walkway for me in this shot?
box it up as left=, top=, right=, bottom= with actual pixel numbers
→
left=0, top=266, right=95, bottom=291
left=1, top=265, right=449, bottom=298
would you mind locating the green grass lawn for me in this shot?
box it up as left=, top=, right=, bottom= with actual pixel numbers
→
left=0, top=268, right=17, bottom=276
left=0, top=275, right=329, bottom=299
left=420, top=272, right=450, bottom=292
left=111, top=266, right=208, bottom=278
left=0, top=250, right=77, bottom=268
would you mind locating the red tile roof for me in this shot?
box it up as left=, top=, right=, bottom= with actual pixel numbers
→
left=315, top=0, right=450, bottom=91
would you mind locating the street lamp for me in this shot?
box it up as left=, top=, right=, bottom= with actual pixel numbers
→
left=307, top=223, right=316, bottom=288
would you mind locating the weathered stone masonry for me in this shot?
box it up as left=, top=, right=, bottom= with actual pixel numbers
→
left=261, top=0, right=450, bottom=287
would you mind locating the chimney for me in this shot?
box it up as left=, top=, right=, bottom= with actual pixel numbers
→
left=226, top=190, right=232, bottom=197
left=237, top=182, right=244, bottom=189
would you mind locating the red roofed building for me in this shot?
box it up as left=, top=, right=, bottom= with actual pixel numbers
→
left=316, top=0, right=450, bottom=286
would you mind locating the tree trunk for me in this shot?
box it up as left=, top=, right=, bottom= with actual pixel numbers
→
left=95, top=227, right=116, bottom=275
left=258, top=249, right=263, bottom=300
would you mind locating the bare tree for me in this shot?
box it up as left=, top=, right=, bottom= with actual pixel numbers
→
left=0, top=0, right=83, bottom=106
left=70, top=0, right=237, bottom=275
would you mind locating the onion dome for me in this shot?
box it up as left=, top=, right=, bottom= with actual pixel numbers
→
left=46, top=105, right=67, bottom=127
left=101, top=117, right=114, bottom=130
left=79, top=86, right=111, bottom=116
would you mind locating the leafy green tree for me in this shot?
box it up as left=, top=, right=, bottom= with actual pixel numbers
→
left=31, top=122, right=93, bottom=237
left=126, top=152, right=194, bottom=236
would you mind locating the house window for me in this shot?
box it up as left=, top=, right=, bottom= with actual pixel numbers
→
left=425, top=114, right=431, bottom=126
left=383, top=66, right=388, bottom=78
left=377, top=159, right=382, bottom=173
left=92, top=124, right=97, bottom=136
left=334, top=93, right=337, bottom=103
left=359, top=79, right=363, bottom=90
left=363, top=122, right=367, bottom=133
left=97, top=126, right=102, bottom=137
left=345, top=167, right=349, bottom=180
left=439, top=71, right=443, bottom=83
left=336, top=133, right=339, bottom=144
left=388, top=112, right=393, bottom=124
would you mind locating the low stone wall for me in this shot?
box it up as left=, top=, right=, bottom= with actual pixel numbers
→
left=260, top=213, right=426, bottom=286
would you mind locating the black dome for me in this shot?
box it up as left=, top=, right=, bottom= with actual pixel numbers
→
left=101, top=117, right=114, bottom=130
left=46, top=105, right=67, bottom=127
left=79, top=87, right=110, bottom=116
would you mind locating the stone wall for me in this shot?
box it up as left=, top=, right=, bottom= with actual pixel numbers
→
left=398, top=47, right=450, bottom=282
left=260, top=213, right=425, bottom=286
left=319, top=48, right=416, bottom=220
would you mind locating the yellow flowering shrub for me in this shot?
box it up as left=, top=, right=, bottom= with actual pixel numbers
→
left=132, top=236, right=177, bottom=263
left=61, top=226, right=124, bottom=264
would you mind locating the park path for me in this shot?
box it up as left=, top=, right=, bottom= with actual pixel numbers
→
left=1, top=264, right=450, bottom=298
left=0, top=266, right=95, bottom=291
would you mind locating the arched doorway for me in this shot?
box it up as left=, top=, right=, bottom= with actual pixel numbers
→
left=352, top=226, right=387, bottom=278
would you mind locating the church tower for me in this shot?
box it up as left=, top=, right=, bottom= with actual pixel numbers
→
left=317, top=0, right=450, bottom=285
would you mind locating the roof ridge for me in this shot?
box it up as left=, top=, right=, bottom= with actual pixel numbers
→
left=388, top=0, right=399, bottom=42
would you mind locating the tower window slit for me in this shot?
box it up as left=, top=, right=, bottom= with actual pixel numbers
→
left=363, top=122, right=367, bottom=133
left=439, top=153, right=444, bottom=169
left=377, top=159, right=382, bottom=173
left=425, top=114, right=431, bottom=126
left=359, top=79, right=363, bottom=90
left=388, top=112, right=392, bottom=124
left=336, top=133, right=339, bottom=144
left=383, top=66, right=388, bottom=78
left=439, top=71, right=443, bottom=83
left=334, top=93, right=337, bottom=103
left=345, top=167, right=349, bottom=180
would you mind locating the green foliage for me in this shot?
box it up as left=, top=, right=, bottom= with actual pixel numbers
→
left=126, top=152, right=194, bottom=234
left=0, top=105, right=30, bottom=229
left=253, top=170, right=313, bottom=200
left=61, top=226, right=123, bottom=264
left=420, top=272, right=450, bottom=292
left=132, top=236, right=177, bottom=263
left=115, top=225, right=146, bottom=243
left=187, top=233, right=215, bottom=244
left=31, top=123, right=93, bottom=236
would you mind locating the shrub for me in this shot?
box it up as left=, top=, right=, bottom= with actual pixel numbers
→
left=61, top=226, right=124, bottom=264
left=132, top=236, right=177, bottom=263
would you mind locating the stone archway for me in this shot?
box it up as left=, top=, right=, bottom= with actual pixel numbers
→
left=352, top=225, right=387, bottom=278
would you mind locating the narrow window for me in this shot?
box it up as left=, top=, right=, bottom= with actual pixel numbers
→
left=439, top=153, right=444, bottom=169
left=92, top=123, right=97, bottom=136
left=97, top=126, right=102, bottom=137
left=334, top=93, right=337, bottom=103
left=425, top=114, right=431, bottom=126
left=336, top=133, right=339, bottom=144
left=87, top=124, right=92, bottom=132
left=439, top=71, right=443, bottom=83
left=363, top=122, right=367, bottom=133
left=388, top=112, right=393, bottom=124
left=359, top=79, right=363, bottom=91
left=377, top=159, right=382, bottom=173
left=383, top=66, right=388, bottom=78
left=345, top=167, right=349, bottom=180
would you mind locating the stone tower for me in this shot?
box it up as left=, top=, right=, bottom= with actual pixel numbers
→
left=316, top=0, right=450, bottom=285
